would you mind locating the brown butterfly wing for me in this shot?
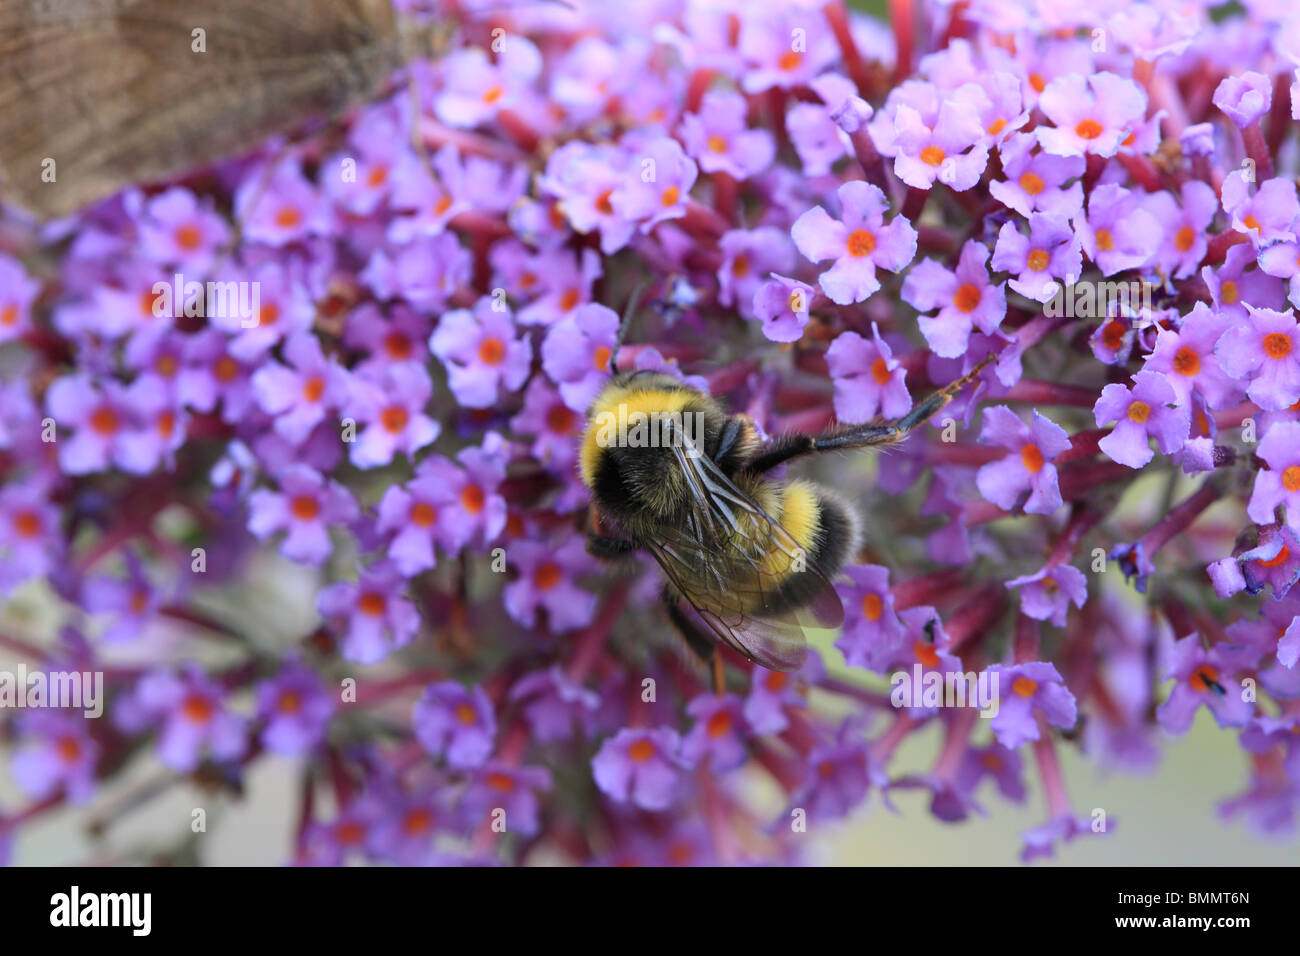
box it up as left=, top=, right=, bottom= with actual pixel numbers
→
left=642, top=431, right=843, bottom=672
left=0, top=0, right=404, bottom=218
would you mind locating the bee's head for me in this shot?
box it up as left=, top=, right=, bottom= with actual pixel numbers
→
left=579, top=376, right=725, bottom=523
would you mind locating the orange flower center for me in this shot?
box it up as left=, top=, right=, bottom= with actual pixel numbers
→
left=89, top=406, right=120, bottom=436
left=478, top=337, right=506, bottom=366
left=778, top=50, right=802, bottom=71
left=274, top=207, right=303, bottom=229
left=546, top=404, right=576, bottom=433
left=920, top=145, right=946, bottom=167
left=403, top=809, right=434, bottom=835
left=380, top=405, right=409, bottom=434
left=1127, top=400, right=1151, bottom=423
left=410, top=501, right=437, bottom=527
left=706, top=710, right=732, bottom=738
left=1259, top=544, right=1291, bottom=568
left=558, top=288, right=581, bottom=312
left=0, top=304, right=17, bottom=326
left=455, top=702, right=478, bottom=724
left=358, top=591, right=386, bottom=616
left=592, top=345, right=612, bottom=371
left=460, top=485, right=485, bottom=514
left=1242, top=214, right=1261, bottom=231
left=914, top=640, right=940, bottom=668
left=366, top=165, right=388, bottom=188
left=302, top=376, right=325, bottom=402
left=765, top=671, right=788, bottom=691
left=182, top=694, right=214, bottom=724
left=1188, top=665, right=1219, bottom=692
left=1174, top=226, right=1196, bottom=252
left=987, top=118, right=1007, bottom=136
left=870, top=357, right=892, bottom=385
left=277, top=690, right=302, bottom=714
left=383, top=331, right=412, bottom=359
left=660, top=185, right=681, bottom=207
left=1173, top=346, right=1200, bottom=376
left=174, top=223, right=202, bottom=251
left=533, top=561, right=562, bottom=590
left=1011, top=677, right=1038, bottom=697
left=1094, top=228, right=1114, bottom=251
left=482, top=84, right=504, bottom=105
left=846, top=229, right=876, bottom=258
left=486, top=771, right=516, bottom=792
left=1283, top=466, right=1300, bottom=492
left=1028, top=73, right=1046, bottom=93
left=12, top=509, right=42, bottom=538
left=1264, top=332, right=1292, bottom=359
left=707, top=134, right=728, bottom=153
left=57, top=737, right=81, bottom=762
left=953, top=283, right=981, bottom=313
left=1074, top=118, right=1104, bottom=140
left=1101, top=321, right=1126, bottom=351
left=1019, top=172, right=1045, bottom=196
left=594, top=189, right=614, bottom=215
left=628, top=738, right=656, bottom=762
left=1220, top=281, right=1238, bottom=305
left=1026, top=249, right=1050, bottom=272
left=290, top=494, right=320, bottom=521
left=1021, top=443, right=1044, bottom=473
left=861, top=592, right=883, bottom=621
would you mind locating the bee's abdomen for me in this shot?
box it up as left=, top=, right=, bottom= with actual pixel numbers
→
left=759, top=480, right=860, bottom=613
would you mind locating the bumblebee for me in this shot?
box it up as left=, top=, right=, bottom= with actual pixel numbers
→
left=579, top=354, right=993, bottom=689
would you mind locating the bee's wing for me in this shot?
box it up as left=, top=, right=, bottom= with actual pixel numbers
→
left=642, top=427, right=844, bottom=672
left=0, top=0, right=403, bottom=219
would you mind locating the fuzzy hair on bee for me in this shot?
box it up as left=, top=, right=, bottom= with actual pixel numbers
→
left=579, top=355, right=994, bottom=686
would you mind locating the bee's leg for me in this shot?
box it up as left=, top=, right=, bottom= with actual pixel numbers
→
left=745, top=354, right=995, bottom=475
left=662, top=589, right=726, bottom=693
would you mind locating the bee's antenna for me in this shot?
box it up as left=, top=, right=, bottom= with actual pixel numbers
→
left=609, top=281, right=650, bottom=374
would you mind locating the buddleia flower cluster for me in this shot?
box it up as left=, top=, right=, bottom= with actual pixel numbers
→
left=2, top=0, right=1300, bottom=865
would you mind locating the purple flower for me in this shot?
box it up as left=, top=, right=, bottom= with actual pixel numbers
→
left=247, top=464, right=359, bottom=566
left=1146, top=180, right=1220, bottom=280
left=680, top=91, right=775, bottom=180
left=795, top=738, right=871, bottom=821
left=508, top=666, right=600, bottom=743
left=1202, top=243, right=1286, bottom=320
left=902, top=240, right=1006, bottom=358
left=503, top=538, right=597, bottom=633
left=975, top=406, right=1071, bottom=514
left=1006, top=565, right=1087, bottom=626
left=413, top=681, right=497, bottom=770
left=235, top=160, right=329, bottom=246
left=717, top=227, right=794, bottom=317
left=791, top=181, right=918, bottom=305
left=1142, top=303, right=1240, bottom=409
left=430, top=298, right=532, bottom=409
left=515, top=247, right=601, bottom=327
left=434, top=40, right=541, bottom=128
left=461, top=763, right=552, bottom=838
left=10, top=712, right=99, bottom=802
left=680, top=693, right=748, bottom=772
left=1240, top=524, right=1300, bottom=598
left=375, top=469, right=459, bottom=576
left=743, top=667, right=805, bottom=735
left=1215, top=305, right=1300, bottom=411
left=0, top=483, right=61, bottom=595
left=835, top=564, right=906, bottom=673
left=136, top=187, right=231, bottom=271
left=541, top=302, right=618, bottom=411
left=825, top=323, right=911, bottom=424
left=0, top=254, right=41, bottom=342
left=361, top=233, right=471, bottom=310
left=386, top=145, right=472, bottom=243
left=1036, top=71, right=1147, bottom=157
left=592, top=727, right=683, bottom=811
left=119, top=667, right=247, bottom=772
left=990, top=213, right=1081, bottom=303
left=540, top=142, right=635, bottom=254
left=611, top=136, right=698, bottom=232
left=1073, top=183, right=1162, bottom=276
left=345, top=363, right=440, bottom=469
left=317, top=563, right=420, bottom=664
left=751, top=273, right=813, bottom=342
left=1248, top=421, right=1300, bottom=531
left=1222, top=172, right=1299, bottom=246
left=986, top=661, right=1078, bottom=749
left=1093, top=371, right=1190, bottom=469
left=890, top=87, right=990, bottom=191
left=1213, top=71, right=1272, bottom=127
left=256, top=665, right=335, bottom=755
left=250, top=333, right=350, bottom=446
left=45, top=374, right=138, bottom=475
left=989, top=132, right=1084, bottom=218
left=1157, top=635, right=1255, bottom=733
